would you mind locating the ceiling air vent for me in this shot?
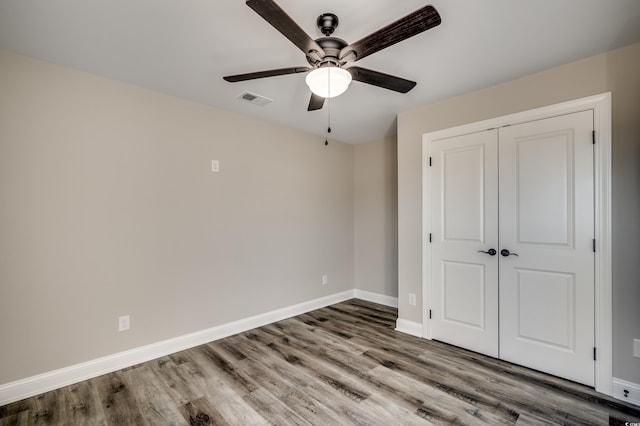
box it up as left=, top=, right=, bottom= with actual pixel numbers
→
left=237, top=91, right=272, bottom=107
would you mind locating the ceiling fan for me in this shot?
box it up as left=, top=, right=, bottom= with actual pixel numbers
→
left=223, top=0, right=441, bottom=111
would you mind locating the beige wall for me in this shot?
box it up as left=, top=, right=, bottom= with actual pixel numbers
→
left=354, top=138, right=398, bottom=297
left=0, top=50, right=356, bottom=384
left=397, top=42, right=640, bottom=383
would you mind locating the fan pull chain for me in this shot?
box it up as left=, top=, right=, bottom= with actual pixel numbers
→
left=325, top=66, right=331, bottom=146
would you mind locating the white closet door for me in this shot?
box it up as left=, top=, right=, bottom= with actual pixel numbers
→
left=430, top=130, right=499, bottom=357
left=498, top=110, right=595, bottom=386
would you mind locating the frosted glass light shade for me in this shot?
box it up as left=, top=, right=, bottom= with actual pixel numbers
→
left=305, top=67, right=352, bottom=98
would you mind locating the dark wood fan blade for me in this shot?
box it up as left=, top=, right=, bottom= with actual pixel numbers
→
left=339, top=5, right=441, bottom=62
left=246, top=0, right=325, bottom=61
left=307, top=93, right=325, bottom=111
left=223, top=67, right=310, bottom=82
left=347, top=67, right=416, bottom=93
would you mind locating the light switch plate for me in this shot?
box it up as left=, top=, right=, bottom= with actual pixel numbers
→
left=118, top=315, right=130, bottom=332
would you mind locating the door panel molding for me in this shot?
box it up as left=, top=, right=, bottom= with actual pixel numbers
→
left=442, top=260, right=486, bottom=329
left=514, top=131, right=574, bottom=247
left=422, top=92, right=612, bottom=395
left=441, top=144, right=487, bottom=243
left=513, top=268, right=576, bottom=350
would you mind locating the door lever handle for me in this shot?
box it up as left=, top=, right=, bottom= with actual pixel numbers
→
left=478, top=249, right=497, bottom=256
left=500, top=249, right=519, bottom=257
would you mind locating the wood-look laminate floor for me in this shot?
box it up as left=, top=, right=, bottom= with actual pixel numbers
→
left=1, top=299, right=639, bottom=425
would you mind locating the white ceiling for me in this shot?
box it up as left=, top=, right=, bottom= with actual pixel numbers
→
left=1, top=0, right=640, bottom=144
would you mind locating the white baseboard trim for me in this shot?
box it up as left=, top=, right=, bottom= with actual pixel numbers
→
left=612, top=378, right=640, bottom=407
left=395, top=319, right=423, bottom=338
left=0, top=289, right=357, bottom=406
left=353, top=289, right=398, bottom=308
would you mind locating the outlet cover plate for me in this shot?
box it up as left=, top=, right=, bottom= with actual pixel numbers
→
left=409, top=293, right=417, bottom=306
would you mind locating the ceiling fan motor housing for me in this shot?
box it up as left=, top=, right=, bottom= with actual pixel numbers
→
left=306, top=36, right=348, bottom=67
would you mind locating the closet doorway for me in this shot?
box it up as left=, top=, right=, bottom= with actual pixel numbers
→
left=421, top=94, right=612, bottom=391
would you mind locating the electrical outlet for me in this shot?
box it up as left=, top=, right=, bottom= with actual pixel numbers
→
left=211, top=160, right=220, bottom=172
left=613, top=379, right=640, bottom=406
left=409, top=293, right=417, bottom=306
left=634, top=339, right=640, bottom=358
left=118, top=315, right=130, bottom=332
left=322, top=275, right=328, bottom=285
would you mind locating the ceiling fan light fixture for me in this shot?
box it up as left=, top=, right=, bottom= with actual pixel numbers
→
left=305, top=66, right=351, bottom=98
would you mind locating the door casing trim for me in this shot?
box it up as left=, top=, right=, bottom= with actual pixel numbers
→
left=421, top=92, right=612, bottom=395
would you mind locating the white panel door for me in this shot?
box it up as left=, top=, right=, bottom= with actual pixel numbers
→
left=430, top=129, right=499, bottom=357
left=498, top=110, right=595, bottom=386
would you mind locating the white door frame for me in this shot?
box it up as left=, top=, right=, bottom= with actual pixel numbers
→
left=421, top=92, right=612, bottom=395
